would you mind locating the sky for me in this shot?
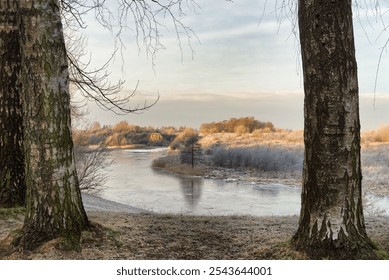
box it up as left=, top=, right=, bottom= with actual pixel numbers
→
left=75, top=0, right=389, bottom=130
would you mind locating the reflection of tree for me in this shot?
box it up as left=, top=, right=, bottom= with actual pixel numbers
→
left=252, top=185, right=280, bottom=198
left=179, top=177, right=203, bottom=208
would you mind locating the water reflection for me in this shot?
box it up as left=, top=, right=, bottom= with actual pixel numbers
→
left=102, top=149, right=389, bottom=216
left=179, top=177, right=203, bottom=208
left=252, top=184, right=282, bottom=197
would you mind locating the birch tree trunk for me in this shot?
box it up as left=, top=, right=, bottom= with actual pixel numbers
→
left=292, top=0, right=377, bottom=259
left=17, top=0, right=89, bottom=249
left=0, top=0, right=25, bottom=207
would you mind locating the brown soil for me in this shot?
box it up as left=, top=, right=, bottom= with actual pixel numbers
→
left=1, top=211, right=389, bottom=260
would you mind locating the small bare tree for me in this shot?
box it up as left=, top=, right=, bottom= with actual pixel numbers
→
left=171, top=128, right=202, bottom=168
left=74, top=140, right=112, bottom=194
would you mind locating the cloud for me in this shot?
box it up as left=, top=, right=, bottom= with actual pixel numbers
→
left=84, top=91, right=389, bottom=133
left=79, top=0, right=389, bottom=131
left=86, top=91, right=304, bottom=129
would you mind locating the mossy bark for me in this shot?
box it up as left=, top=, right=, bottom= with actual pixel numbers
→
left=17, top=0, right=89, bottom=250
left=0, top=0, right=26, bottom=208
left=292, top=0, right=377, bottom=259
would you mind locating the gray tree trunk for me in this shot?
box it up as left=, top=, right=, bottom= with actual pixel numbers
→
left=292, top=0, right=377, bottom=259
left=17, top=0, right=89, bottom=250
left=0, top=0, right=26, bottom=207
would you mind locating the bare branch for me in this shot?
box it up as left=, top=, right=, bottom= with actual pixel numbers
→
left=374, top=37, right=389, bottom=105
left=61, top=0, right=198, bottom=114
left=64, top=11, right=160, bottom=114
left=73, top=131, right=113, bottom=194
left=93, top=0, right=200, bottom=67
left=352, top=1, right=389, bottom=106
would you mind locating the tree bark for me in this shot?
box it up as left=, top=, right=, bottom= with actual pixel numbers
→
left=292, top=0, right=377, bottom=259
left=0, top=0, right=26, bottom=207
left=17, top=0, right=89, bottom=250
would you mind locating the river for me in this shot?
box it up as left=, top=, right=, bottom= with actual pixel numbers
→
left=99, top=148, right=389, bottom=216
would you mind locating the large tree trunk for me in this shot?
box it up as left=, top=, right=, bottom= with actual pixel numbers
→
left=292, top=0, right=376, bottom=259
left=0, top=0, right=26, bottom=207
left=17, top=0, right=89, bottom=250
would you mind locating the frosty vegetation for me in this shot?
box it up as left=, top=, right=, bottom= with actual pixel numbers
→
left=73, top=117, right=389, bottom=197
left=211, top=146, right=303, bottom=172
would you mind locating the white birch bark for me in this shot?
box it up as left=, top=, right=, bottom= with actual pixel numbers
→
left=18, top=0, right=88, bottom=249
left=293, top=0, right=376, bottom=259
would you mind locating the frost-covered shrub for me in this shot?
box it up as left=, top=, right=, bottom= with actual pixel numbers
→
left=211, top=146, right=303, bottom=172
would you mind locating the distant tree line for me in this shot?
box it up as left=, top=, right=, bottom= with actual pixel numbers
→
left=74, top=117, right=279, bottom=149
left=200, top=117, right=274, bottom=134
left=73, top=121, right=183, bottom=147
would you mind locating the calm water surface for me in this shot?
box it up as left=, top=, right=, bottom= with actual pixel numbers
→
left=101, top=149, right=301, bottom=216
left=100, top=149, right=389, bottom=216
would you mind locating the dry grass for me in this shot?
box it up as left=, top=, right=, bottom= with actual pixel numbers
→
left=152, top=131, right=389, bottom=195
left=199, top=126, right=389, bottom=149
left=200, top=131, right=304, bottom=149
left=362, top=125, right=389, bottom=145
left=1, top=212, right=304, bottom=259
left=1, top=211, right=389, bottom=260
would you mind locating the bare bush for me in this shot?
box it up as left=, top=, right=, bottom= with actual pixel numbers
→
left=74, top=144, right=112, bottom=194
left=73, top=127, right=113, bottom=194
left=200, top=117, right=274, bottom=134
left=113, top=121, right=131, bottom=133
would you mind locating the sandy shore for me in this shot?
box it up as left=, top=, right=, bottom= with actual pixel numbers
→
left=1, top=194, right=389, bottom=260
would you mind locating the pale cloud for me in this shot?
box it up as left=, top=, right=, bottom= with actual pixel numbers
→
left=80, top=0, right=389, bottom=130
left=86, top=91, right=389, bottom=131
left=87, top=91, right=304, bottom=129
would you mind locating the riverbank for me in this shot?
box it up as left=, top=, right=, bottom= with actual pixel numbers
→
left=1, top=208, right=389, bottom=259
left=152, top=142, right=389, bottom=197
